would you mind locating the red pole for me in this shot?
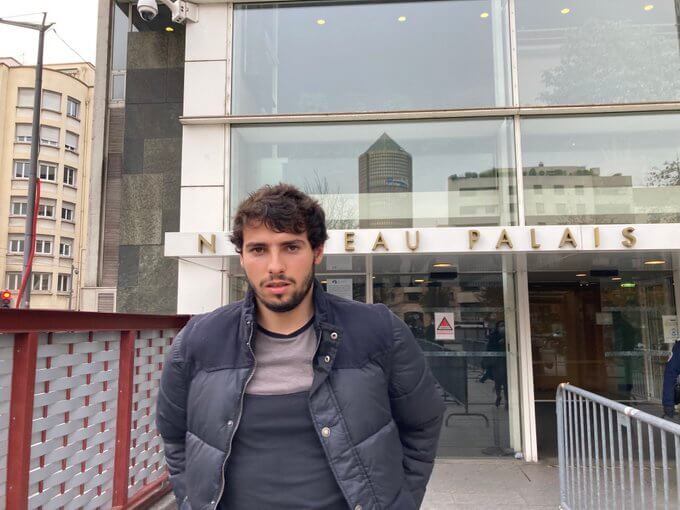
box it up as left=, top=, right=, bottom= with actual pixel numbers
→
left=112, top=330, right=136, bottom=509
left=5, top=333, right=39, bottom=510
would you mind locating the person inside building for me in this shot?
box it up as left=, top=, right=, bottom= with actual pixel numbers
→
left=662, top=340, right=680, bottom=419
left=156, top=184, right=445, bottom=510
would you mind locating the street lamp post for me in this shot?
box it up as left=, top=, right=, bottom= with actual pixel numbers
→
left=0, top=13, right=54, bottom=308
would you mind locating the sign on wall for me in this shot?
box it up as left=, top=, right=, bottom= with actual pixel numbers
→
left=435, top=312, right=455, bottom=341
left=165, top=224, right=680, bottom=258
left=327, top=278, right=353, bottom=300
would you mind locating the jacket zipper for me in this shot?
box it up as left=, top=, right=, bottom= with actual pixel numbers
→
left=212, top=321, right=257, bottom=510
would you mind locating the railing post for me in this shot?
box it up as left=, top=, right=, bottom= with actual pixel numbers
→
left=6, top=332, right=38, bottom=510
left=113, top=330, right=136, bottom=509
left=556, top=383, right=568, bottom=508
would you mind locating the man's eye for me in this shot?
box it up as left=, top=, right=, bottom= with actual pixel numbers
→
left=251, top=247, right=264, bottom=254
left=287, top=245, right=300, bottom=252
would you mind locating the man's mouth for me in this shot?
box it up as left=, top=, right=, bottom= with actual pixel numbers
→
left=264, top=281, right=291, bottom=294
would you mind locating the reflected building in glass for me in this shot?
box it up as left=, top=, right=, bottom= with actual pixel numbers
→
left=358, top=133, right=413, bottom=228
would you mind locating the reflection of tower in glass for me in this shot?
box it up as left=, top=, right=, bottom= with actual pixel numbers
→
left=358, top=133, right=413, bottom=228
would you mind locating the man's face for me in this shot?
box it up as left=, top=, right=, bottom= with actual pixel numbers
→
left=240, top=222, right=323, bottom=313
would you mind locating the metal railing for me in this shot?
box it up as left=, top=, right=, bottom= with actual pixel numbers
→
left=0, top=309, right=189, bottom=510
left=557, top=383, right=680, bottom=510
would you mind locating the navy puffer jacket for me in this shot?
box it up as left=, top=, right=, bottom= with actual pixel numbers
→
left=156, top=281, right=445, bottom=510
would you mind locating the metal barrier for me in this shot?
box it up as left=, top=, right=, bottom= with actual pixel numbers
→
left=556, top=383, right=680, bottom=510
left=0, top=309, right=189, bottom=510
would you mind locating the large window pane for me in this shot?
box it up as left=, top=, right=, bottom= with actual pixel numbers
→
left=517, top=0, right=680, bottom=105
left=231, top=119, right=517, bottom=228
left=522, top=114, right=680, bottom=224
left=233, top=0, right=511, bottom=114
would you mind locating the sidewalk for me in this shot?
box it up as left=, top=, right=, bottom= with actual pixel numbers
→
left=151, top=459, right=560, bottom=509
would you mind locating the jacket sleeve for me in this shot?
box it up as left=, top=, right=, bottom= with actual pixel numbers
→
left=662, top=342, right=680, bottom=407
left=156, top=326, right=190, bottom=505
left=387, top=311, right=446, bottom=508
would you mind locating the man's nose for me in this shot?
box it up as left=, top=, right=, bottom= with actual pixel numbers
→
left=267, top=250, right=286, bottom=275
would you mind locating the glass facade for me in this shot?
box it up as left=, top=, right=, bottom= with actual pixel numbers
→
left=522, top=113, right=680, bottom=224
left=516, top=0, right=680, bottom=106
left=210, top=0, right=680, bottom=459
left=231, top=119, right=517, bottom=228
left=233, top=0, right=511, bottom=114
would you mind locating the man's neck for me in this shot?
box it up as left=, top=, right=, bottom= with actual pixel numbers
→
left=255, top=288, right=315, bottom=335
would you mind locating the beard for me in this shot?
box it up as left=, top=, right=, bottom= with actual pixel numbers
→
left=249, top=265, right=316, bottom=313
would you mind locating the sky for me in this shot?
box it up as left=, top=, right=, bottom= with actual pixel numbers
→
left=0, top=0, right=99, bottom=66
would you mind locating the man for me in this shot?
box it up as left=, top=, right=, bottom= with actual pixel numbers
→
left=662, top=339, right=680, bottom=419
left=157, top=184, right=445, bottom=510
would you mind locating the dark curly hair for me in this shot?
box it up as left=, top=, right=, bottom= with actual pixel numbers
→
left=230, top=183, right=329, bottom=254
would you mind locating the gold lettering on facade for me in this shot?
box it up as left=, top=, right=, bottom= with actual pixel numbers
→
left=594, top=227, right=601, bottom=248
left=622, top=227, right=636, bottom=248
left=344, top=231, right=356, bottom=252
left=496, top=229, right=514, bottom=249
left=559, top=228, right=578, bottom=248
left=530, top=228, right=541, bottom=249
left=468, top=230, right=480, bottom=249
left=372, top=232, right=389, bottom=252
left=405, top=231, right=420, bottom=252
left=198, top=234, right=216, bottom=254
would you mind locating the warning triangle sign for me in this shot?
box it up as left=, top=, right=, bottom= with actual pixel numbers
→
left=437, top=317, right=453, bottom=331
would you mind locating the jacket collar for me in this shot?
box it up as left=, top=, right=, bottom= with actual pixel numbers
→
left=240, top=279, right=334, bottom=338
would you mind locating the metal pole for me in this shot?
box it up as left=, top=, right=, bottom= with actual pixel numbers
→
left=21, top=13, right=49, bottom=308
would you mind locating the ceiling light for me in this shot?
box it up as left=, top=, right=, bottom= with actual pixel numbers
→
left=576, top=273, right=587, bottom=277
left=480, top=12, right=489, bottom=19
left=611, top=277, right=622, bottom=281
left=414, top=279, right=425, bottom=283
left=644, top=4, right=654, bottom=11
left=398, top=15, right=407, bottom=22
left=621, top=282, right=636, bottom=288
left=644, top=259, right=666, bottom=265
left=561, top=8, right=571, bottom=14
left=316, top=18, right=326, bottom=25
left=165, top=26, right=174, bottom=32
left=433, top=263, right=453, bottom=268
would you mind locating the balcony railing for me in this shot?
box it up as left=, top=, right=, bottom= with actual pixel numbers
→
left=0, top=309, right=189, bottom=510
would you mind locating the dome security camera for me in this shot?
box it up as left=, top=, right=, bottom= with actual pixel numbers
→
left=137, top=0, right=159, bottom=22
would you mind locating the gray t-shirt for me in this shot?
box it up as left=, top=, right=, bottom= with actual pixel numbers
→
left=246, top=318, right=317, bottom=395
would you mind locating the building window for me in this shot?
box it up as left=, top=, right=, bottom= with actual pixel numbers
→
left=57, top=274, right=71, bottom=293
left=533, top=184, right=543, bottom=195
left=535, top=202, right=545, bottom=214
left=63, top=166, right=77, bottom=186
left=38, top=162, right=57, bottom=182
left=35, top=237, right=53, bottom=255
left=65, top=131, right=79, bottom=152
left=232, top=119, right=517, bottom=228
left=66, top=97, right=80, bottom=119
left=37, top=202, right=56, bottom=219
left=8, top=236, right=24, bottom=254
left=32, top=272, right=51, bottom=292
left=233, top=0, right=512, bottom=114
left=15, top=123, right=31, bottom=142
left=61, top=202, right=75, bottom=222
left=522, top=113, right=680, bottom=225
left=554, top=185, right=565, bottom=195
left=42, top=90, right=62, bottom=112
left=13, top=160, right=30, bottom=179
left=10, top=199, right=27, bottom=216
left=40, top=125, right=59, bottom=147
left=17, top=87, right=33, bottom=107
left=6, top=272, right=21, bottom=291
left=59, top=238, right=73, bottom=258
left=516, top=0, right=680, bottom=105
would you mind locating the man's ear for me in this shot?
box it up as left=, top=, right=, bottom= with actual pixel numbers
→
left=313, top=246, right=324, bottom=265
